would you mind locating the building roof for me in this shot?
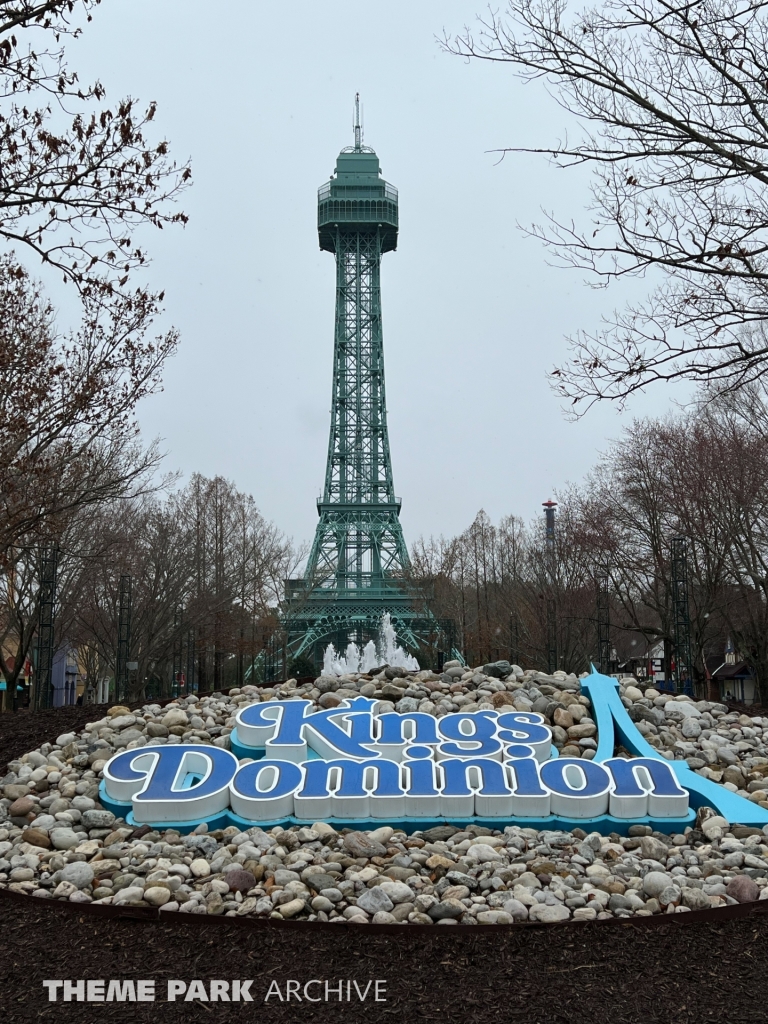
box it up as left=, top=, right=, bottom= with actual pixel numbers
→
left=711, top=660, right=754, bottom=681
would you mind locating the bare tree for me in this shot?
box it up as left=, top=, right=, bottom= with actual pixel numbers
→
left=0, top=1, right=190, bottom=298
left=66, top=475, right=303, bottom=700
left=447, top=0, right=768, bottom=410
left=563, top=397, right=768, bottom=698
left=686, top=397, right=768, bottom=700
left=0, top=256, right=175, bottom=557
left=411, top=507, right=598, bottom=672
left=69, top=494, right=195, bottom=701
left=0, top=498, right=106, bottom=706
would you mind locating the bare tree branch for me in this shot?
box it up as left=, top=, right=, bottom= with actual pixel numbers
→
left=445, top=0, right=768, bottom=411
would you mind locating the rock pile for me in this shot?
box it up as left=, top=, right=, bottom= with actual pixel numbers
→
left=1, top=661, right=768, bottom=924
left=618, top=682, right=768, bottom=806
left=1, top=813, right=767, bottom=924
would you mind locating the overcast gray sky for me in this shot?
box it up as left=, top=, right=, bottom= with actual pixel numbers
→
left=61, top=0, right=686, bottom=552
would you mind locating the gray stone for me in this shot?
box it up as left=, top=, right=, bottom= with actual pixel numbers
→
left=3, top=783, right=30, bottom=801
left=421, top=826, right=462, bottom=843
left=681, top=886, right=711, bottom=910
left=30, top=814, right=56, bottom=830
left=367, top=826, right=394, bottom=845
left=66, top=891, right=91, bottom=906
left=273, top=869, right=301, bottom=886
left=113, top=886, right=146, bottom=905
left=483, top=661, right=512, bottom=678
left=502, top=898, right=529, bottom=921
left=669, top=702, right=701, bottom=719
left=640, top=836, right=669, bottom=863
left=295, top=827, right=320, bottom=843
left=427, top=899, right=465, bottom=921
left=113, top=728, right=145, bottom=747
left=642, top=871, right=674, bottom=898
left=704, top=883, right=727, bottom=897
left=658, top=885, right=681, bottom=907
left=277, top=898, right=305, bottom=919
left=442, top=872, right=479, bottom=888
left=378, top=881, right=415, bottom=904
left=477, top=910, right=513, bottom=924
left=49, top=828, right=80, bottom=850
left=628, top=705, right=666, bottom=727
left=608, top=894, right=632, bottom=912
left=314, top=677, right=339, bottom=694
left=81, top=809, right=116, bottom=829
left=109, top=715, right=137, bottom=731
left=304, top=872, right=339, bottom=893
left=60, top=862, right=94, bottom=889
left=343, top=831, right=387, bottom=858
left=395, top=697, right=420, bottom=713
left=380, top=683, right=406, bottom=700
left=144, top=886, right=171, bottom=907
left=575, top=841, right=595, bottom=864
left=355, top=886, right=394, bottom=915
left=71, top=795, right=96, bottom=812
left=372, top=911, right=398, bottom=924
left=184, top=835, right=219, bottom=858
left=10, top=867, right=35, bottom=881
left=391, top=902, right=414, bottom=922
left=530, top=903, right=570, bottom=923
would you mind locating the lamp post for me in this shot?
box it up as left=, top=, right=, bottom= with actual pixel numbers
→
left=543, top=501, right=558, bottom=674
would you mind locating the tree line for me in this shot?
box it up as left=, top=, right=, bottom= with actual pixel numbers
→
left=410, top=388, right=768, bottom=704
left=0, top=470, right=301, bottom=704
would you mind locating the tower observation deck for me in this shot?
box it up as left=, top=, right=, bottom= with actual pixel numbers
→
left=283, top=99, right=454, bottom=669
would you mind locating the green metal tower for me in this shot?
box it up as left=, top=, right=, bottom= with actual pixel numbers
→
left=284, top=98, right=446, bottom=665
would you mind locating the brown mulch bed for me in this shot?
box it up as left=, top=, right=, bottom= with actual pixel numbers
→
left=2, top=701, right=768, bottom=1022
left=0, top=891, right=767, bottom=1024
left=1, top=703, right=117, bottom=769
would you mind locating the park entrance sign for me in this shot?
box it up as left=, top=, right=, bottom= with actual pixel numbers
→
left=98, top=670, right=768, bottom=837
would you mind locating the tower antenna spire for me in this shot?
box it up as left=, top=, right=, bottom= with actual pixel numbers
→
left=354, top=92, right=362, bottom=151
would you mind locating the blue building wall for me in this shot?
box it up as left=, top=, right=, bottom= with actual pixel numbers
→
left=51, top=646, right=78, bottom=707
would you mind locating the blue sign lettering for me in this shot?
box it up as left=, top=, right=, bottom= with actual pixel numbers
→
left=97, top=668, right=768, bottom=836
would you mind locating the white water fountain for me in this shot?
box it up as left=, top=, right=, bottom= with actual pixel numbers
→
left=322, top=613, right=420, bottom=676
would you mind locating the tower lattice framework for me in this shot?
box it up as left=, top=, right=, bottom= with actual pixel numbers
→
left=284, top=100, right=449, bottom=665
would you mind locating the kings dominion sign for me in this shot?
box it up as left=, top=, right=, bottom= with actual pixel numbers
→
left=98, top=671, right=768, bottom=837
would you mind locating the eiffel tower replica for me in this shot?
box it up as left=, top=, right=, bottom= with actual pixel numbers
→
left=283, top=98, right=453, bottom=671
